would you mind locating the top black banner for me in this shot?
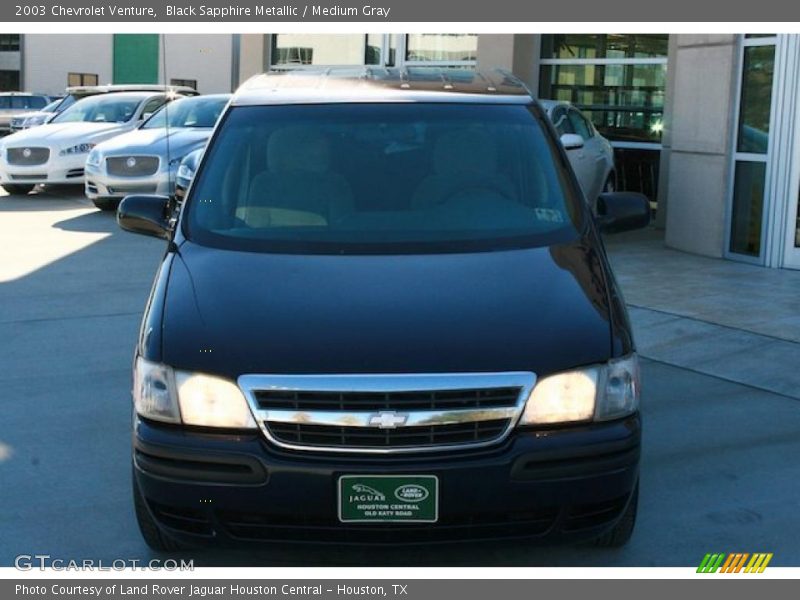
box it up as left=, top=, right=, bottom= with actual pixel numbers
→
left=3, top=0, right=798, bottom=22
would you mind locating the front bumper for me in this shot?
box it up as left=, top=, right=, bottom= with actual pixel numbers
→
left=0, top=152, right=86, bottom=185
left=133, top=414, right=640, bottom=547
left=85, top=164, right=174, bottom=200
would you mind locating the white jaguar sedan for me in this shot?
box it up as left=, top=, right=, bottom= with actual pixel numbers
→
left=0, top=92, right=173, bottom=196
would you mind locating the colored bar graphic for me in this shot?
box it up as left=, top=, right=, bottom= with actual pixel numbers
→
left=734, top=553, right=750, bottom=573
left=697, top=554, right=713, bottom=573
left=698, top=552, right=772, bottom=573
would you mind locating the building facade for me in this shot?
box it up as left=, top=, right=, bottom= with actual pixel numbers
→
left=1, top=33, right=798, bottom=269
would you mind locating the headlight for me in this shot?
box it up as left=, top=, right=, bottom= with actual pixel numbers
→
left=25, top=115, right=47, bottom=127
left=132, top=357, right=256, bottom=429
left=597, top=354, right=641, bottom=421
left=176, top=163, right=195, bottom=181
left=59, top=142, right=96, bottom=156
left=176, top=371, right=257, bottom=429
left=519, top=354, right=639, bottom=425
left=133, top=357, right=180, bottom=424
left=86, top=149, right=101, bottom=167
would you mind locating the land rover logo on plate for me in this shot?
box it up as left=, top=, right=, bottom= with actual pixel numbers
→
left=22, top=148, right=31, bottom=158
left=126, top=157, right=137, bottom=168
left=368, top=411, right=408, bottom=429
left=395, top=484, right=429, bottom=503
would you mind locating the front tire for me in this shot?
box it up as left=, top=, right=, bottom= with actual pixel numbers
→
left=92, top=197, right=120, bottom=212
left=592, top=483, right=638, bottom=548
left=132, top=468, right=187, bottom=552
left=2, top=184, right=35, bottom=195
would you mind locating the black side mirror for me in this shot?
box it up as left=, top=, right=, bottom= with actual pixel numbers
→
left=596, top=192, right=651, bottom=234
left=117, top=195, right=171, bottom=239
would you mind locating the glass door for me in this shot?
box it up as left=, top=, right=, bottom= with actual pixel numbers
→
left=779, top=36, right=800, bottom=269
left=726, top=36, right=777, bottom=262
left=783, top=171, right=800, bottom=269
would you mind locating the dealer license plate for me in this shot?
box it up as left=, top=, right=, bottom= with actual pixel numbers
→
left=338, top=475, right=439, bottom=523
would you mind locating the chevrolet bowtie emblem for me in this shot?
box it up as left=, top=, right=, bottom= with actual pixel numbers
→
left=368, top=411, right=409, bottom=429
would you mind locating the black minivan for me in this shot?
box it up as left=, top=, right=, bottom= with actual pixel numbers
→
left=118, top=68, right=650, bottom=551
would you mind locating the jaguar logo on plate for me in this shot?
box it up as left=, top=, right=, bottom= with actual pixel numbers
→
left=22, top=148, right=32, bottom=158
left=126, top=157, right=137, bottom=168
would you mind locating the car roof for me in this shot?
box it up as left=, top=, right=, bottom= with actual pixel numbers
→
left=65, top=84, right=199, bottom=97
left=0, top=92, right=50, bottom=97
left=76, top=91, right=166, bottom=101
left=232, top=67, right=533, bottom=106
left=172, top=93, right=232, bottom=102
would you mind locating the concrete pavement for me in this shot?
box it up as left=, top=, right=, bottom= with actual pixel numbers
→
left=1, top=190, right=799, bottom=566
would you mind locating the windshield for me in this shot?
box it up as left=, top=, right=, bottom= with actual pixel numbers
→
left=42, top=100, right=61, bottom=113
left=143, top=96, right=228, bottom=129
left=51, top=94, right=143, bottom=124
left=185, top=103, right=583, bottom=254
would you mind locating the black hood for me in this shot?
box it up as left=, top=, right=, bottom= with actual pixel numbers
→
left=159, top=240, right=614, bottom=379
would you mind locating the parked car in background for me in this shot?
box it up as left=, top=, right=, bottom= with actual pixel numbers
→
left=175, top=147, right=203, bottom=201
left=540, top=100, right=615, bottom=210
left=8, top=84, right=199, bottom=134
left=0, top=93, right=53, bottom=134
left=118, top=68, right=650, bottom=551
left=0, top=91, right=188, bottom=196
left=85, top=94, right=230, bottom=211
left=9, top=98, right=62, bottom=132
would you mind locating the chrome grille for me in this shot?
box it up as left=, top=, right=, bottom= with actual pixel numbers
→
left=269, top=419, right=510, bottom=449
left=106, top=156, right=159, bottom=177
left=107, top=184, right=158, bottom=194
left=253, top=387, right=522, bottom=412
left=7, top=147, right=49, bottom=166
left=240, top=373, right=535, bottom=454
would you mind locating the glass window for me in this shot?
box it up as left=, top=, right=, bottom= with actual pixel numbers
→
left=67, top=72, right=99, bottom=87
left=185, top=103, right=582, bottom=255
left=736, top=45, right=775, bottom=154
left=406, top=34, right=477, bottom=63
left=0, top=96, right=9, bottom=109
left=551, top=107, right=573, bottom=136
left=0, top=70, right=20, bottom=92
left=539, top=63, right=666, bottom=143
left=170, top=78, right=198, bottom=90
left=795, top=188, right=800, bottom=248
left=140, top=97, right=166, bottom=119
left=143, top=96, right=228, bottom=129
left=365, top=34, right=382, bottom=65
left=729, top=161, right=766, bottom=256
left=0, top=34, right=20, bottom=52
left=541, top=34, right=668, bottom=60
left=51, top=94, right=142, bottom=124
left=272, top=34, right=368, bottom=66
left=568, top=109, right=593, bottom=139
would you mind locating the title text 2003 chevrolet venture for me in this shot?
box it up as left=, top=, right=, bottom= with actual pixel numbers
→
left=118, top=69, right=650, bottom=550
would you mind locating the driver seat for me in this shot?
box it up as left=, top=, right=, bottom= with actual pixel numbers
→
left=410, top=128, right=515, bottom=209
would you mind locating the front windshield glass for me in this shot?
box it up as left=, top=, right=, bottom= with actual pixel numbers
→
left=50, top=94, right=142, bottom=124
left=185, top=103, right=583, bottom=254
left=143, top=96, right=228, bottom=129
left=42, top=100, right=60, bottom=113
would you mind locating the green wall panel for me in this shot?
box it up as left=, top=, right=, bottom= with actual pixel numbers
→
left=113, top=34, right=159, bottom=84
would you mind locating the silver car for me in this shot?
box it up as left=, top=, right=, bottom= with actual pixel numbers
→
left=0, top=93, right=53, bottom=134
left=539, top=100, right=616, bottom=210
left=85, top=94, right=230, bottom=210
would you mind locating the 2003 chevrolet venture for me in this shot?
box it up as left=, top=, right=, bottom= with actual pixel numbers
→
left=118, top=68, right=650, bottom=550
